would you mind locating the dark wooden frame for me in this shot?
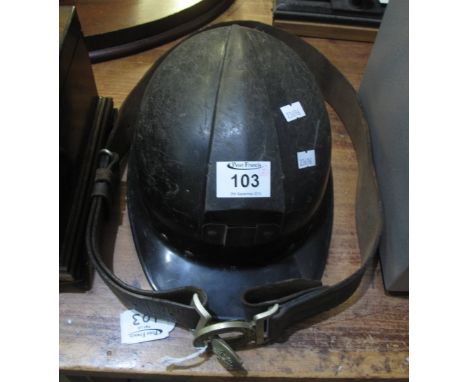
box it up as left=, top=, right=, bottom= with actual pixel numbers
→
left=85, top=0, right=234, bottom=63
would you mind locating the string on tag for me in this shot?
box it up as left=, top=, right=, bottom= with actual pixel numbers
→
left=159, top=345, right=208, bottom=368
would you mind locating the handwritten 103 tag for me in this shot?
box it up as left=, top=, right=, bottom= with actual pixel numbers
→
left=120, top=310, right=175, bottom=344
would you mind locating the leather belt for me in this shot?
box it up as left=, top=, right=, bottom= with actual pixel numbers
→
left=86, top=21, right=382, bottom=367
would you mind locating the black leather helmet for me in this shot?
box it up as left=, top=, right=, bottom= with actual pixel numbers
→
left=123, top=24, right=333, bottom=320
left=87, top=22, right=382, bottom=368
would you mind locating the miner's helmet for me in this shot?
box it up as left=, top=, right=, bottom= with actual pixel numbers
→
left=123, top=24, right=333, bottom=320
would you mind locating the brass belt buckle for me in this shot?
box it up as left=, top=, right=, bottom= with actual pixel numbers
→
left=191, top=294, right=279, bottom=370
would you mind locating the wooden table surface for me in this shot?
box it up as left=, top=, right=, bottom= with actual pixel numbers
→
left=59, top=1, right=409, bottom=380
left=72, top=0, right=204, bottom=36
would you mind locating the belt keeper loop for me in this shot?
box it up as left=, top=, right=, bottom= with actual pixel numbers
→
left=91, top=150, right=119, bottom=205
left=94, top=168, right=114, bottom=184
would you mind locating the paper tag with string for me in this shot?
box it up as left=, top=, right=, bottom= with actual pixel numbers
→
left=120, top=310, right=175, bottom=344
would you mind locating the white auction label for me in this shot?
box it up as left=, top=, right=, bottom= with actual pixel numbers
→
left=280, top=101, right=306, bottom=122
left=297, top=150, right=316, bottom=169
left=216, top=161, right=270, bottom=198
left=120, top=310, right=175, bottom=344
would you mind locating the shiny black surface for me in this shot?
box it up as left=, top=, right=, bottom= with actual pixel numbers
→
left=128, top=168, right=333, bottom=320
left=124, top=24, right=334, bottom=319
left=128, top=25, right=331, bottom=261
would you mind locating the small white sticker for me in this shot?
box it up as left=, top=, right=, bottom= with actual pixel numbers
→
left=297, top=150, right=316, bottom=169
left=216, top=161, right=270, bottom=198
left=120, top=310, right=175, bottom=344
left=280, top=101, right=306, bottom=122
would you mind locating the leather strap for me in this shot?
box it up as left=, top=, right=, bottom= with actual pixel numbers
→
left=86, top=21, right=382, bottom=343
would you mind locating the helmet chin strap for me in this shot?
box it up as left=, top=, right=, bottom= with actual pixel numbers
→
left=86, top=21, right=382, bottom=370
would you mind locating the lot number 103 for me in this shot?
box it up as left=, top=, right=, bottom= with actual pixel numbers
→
left=231, top=173, right=259, bottom=188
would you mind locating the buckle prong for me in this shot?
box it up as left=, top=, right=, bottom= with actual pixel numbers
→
left=191, top=293, right=212, bottom=332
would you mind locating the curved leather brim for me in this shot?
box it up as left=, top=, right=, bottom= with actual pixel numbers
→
left=127, top=162, right=333, bottom=321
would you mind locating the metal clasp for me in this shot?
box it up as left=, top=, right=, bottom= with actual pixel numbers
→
left=191, top=294, right=279, bottom=348
left=252, top=303, right=280, bottom=344
left=191, top=294, right=279, bottom=370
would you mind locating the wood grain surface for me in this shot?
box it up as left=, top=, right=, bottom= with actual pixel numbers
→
left=73, top=0, right=205, bottom=36
left=273, top=19, right=378, bottom=42
left=59, top=6, right=73, bottom=40
left=60, top=1, right=409, bottom=380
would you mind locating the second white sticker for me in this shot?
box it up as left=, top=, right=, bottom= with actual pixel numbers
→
left=297, top=150, right=316, bottom=169
left=280, top=101, right=306, bottom=122
left=216, top=161, right=271, bottom=198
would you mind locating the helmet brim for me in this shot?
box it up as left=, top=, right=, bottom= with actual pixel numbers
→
left=127, top=167, right=333, bottom=320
